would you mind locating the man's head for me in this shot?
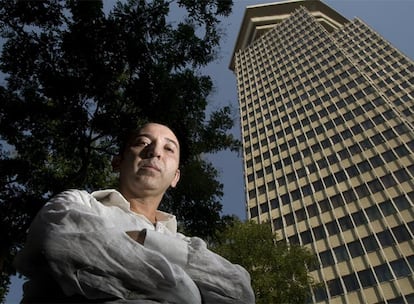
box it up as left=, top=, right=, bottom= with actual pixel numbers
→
left=112, top=123, right=181, bottom=202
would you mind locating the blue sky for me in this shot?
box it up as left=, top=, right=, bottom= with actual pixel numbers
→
left=5, top=0, right=414, bottom=302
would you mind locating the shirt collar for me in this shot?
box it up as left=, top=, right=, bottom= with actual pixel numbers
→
left=91, top=189, right=178, bottom=233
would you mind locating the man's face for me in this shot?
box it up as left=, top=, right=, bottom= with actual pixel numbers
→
left=115, top=123, right=180, bottom=199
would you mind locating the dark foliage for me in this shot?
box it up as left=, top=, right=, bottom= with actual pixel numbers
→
left=212, top=220, right=320, bottom=304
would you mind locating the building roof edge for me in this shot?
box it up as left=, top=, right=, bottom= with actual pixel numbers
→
left=229, top=0, right=349, bottom=71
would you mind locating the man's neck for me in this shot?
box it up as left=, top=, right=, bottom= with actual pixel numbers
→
left=127, top=196, right=160, bottom=224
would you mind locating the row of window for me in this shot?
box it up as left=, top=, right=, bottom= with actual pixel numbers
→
left=256, top=137, right=411, bottom=183
left=314, top=255, right=414, bottom=301
left=314, top=222, right=413, bottom=271
left=252, top=149, right=414, bottom=216
left=240, top=56, right=359, bottom=121
left=248, top=147, right=414, bottom=212
left=241, top=76, right=411, bottom=152
left=253, top=91, right=409, bottom=146
left=250, top=128, right=410, bottom=175
left=246, top=121, right=411, bottom=177
left=274, top=192, right=412, bottom=239
left=244, top=93, right=399, bottom=148
left=239, top=41, right=352, bottom=100
left=376, top=293, right=414, bottom=304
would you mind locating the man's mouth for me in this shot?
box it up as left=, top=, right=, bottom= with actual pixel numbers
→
left=140, top=163, right=161, bottom=172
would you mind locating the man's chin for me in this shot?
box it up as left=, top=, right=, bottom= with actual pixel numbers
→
left=134, top=176, right=163, bottom=189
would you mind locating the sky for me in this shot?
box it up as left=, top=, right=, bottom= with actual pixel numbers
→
left=5, top=0, right=414, bottom=302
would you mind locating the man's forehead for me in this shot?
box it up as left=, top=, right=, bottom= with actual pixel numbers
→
left=136, top=124, right=179, bottom=147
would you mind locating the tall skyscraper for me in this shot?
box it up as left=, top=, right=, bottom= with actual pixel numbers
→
left=230, top=1, right=414, bottom=303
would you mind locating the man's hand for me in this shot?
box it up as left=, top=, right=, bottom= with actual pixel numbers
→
left=126, top=230, right=146, bottom=244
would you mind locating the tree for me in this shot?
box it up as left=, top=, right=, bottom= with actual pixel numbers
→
left=0, top=0, right=238, bottom=300
left=212, top=220, right=320, bottom=304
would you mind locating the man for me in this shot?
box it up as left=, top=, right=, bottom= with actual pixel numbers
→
left=14, top=123, right=255, bottom=303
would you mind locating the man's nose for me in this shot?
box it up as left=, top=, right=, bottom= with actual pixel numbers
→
left=146, top=143, right=161, bottom=158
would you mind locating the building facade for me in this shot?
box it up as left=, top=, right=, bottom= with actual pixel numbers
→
left=230, top=1, right=414, bottom=303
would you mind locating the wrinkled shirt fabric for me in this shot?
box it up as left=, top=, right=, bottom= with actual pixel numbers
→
left=14, top=189, right=255, bottom=303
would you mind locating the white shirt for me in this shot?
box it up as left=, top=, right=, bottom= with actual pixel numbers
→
left=14, top=189, right=255, bottom=303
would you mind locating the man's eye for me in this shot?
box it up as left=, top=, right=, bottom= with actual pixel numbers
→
left=134, top=141, right=149, bottom=146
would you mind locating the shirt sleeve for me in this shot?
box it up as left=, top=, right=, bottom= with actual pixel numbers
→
left=14, top=190, right=202, bottom=303
left=144, top=228, right=255, bottom=303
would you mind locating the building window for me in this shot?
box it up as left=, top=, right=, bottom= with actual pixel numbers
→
left=379, top=199, right=396, bottom=216
left=394, top=195, right=411, bottom=211
left=377, top=229, right=395, bottom=247
left=348, top=240, right=364, bottom=258
left=342, top=273, right=359, bottom=292
left=352, top=211, right=367, bottom=226
left=289, top=234, right=300, bottom=245
left=339, top=149, right=351, bottom=160
left=326, top=221, right=340, bottom=236
left=258, top=185, right=266, bottom=195
left=320, top=250, right=335, bottom=267
left=307, top=204, right=318, bottom=217
left=285, top=213, right=294, bottom=225
left=312, top=180, right=324, bottom=192
left=362, top=235, right=380, bottom=252
left=333, top=245, right=349, bottom=263
left=270, top=198, right=279, bottom=210
left=357, top=160, right=372, bottom=173
left=390, top=259, right=411, bottom=278
left=343, top=189, right=357, bottom=204
left=295, top=208, right=306, bottom=221
left=395, top=123, right=410, bottom=135
left=300, top=230, right=313, bottom=244
left=318, top=158, right=329, bottom=170
left=371, top=133, right=385, bottom=145
left=357, top=268, right=376, bottom=288
left=365, top=205, right=381, bottom=221
left=360, top=138, right=374, bottom=150
left=383, top=129, right=397, bottom=140
left=328, top=154, right=340, bottom=165
left=395, top=145, right=410, bottom=158
left=313, top=226, right=326, bottom=240
left=314, top=286, right=328, bottom=302
left=374, top=264, right=393, bottom=282
left=369, top=155, right=384, bottom=167
left=367, top=178, right=384, bottom=193
left=273, top=217, right=283, bottom=230
left=250, top=206, right=258, bottom=218
left=327, top=278, right=344, bottom=297
left=318, top=198, right=332, bottom=212
left=392, top=225, right=412, bottom=243
left=355, top=183, right=371, bottom=199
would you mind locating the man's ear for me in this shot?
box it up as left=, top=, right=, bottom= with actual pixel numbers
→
left=111, top=155, right=122, bottom=172
left=170, top=169, right=180, bottom=188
